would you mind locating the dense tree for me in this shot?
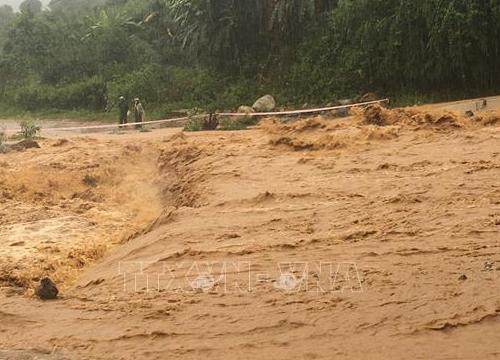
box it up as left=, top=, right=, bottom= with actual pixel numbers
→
left=167, top=0, right=336, bottom=69
left=19, top=0, right=43, bottom=16
left=0, top=5, right=15, bottom=51
left=0, top=0, right=498, bottom=112
left=323, top=0, right=500, bottom=94
left=49, top=0, right=106, bottom=17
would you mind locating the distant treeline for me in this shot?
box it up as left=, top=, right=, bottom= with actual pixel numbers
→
left=0, top=0, right=499, bottom=114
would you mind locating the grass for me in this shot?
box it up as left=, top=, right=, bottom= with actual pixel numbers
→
left=0, top=104, right=115, bottom=122
left=183, top=117, right=205, bottom=131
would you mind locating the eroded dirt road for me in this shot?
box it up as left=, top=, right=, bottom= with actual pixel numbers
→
left=0, top=105, right=499, bottom=359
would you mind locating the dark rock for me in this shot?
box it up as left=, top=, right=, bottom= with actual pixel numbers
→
left=10, top=139, right=40, bottom=152
left=82, top=175, right=98, bottom=187
left=35, top=277, right=59, bottom=300
left=458, top=274, right=467, bottom=281
left=335, top=108, right=350, bottom=117
left=465, top=110, right=474, bottom=117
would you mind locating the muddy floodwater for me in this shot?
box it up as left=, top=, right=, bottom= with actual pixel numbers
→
left=0, top=100, right=499, bottom=359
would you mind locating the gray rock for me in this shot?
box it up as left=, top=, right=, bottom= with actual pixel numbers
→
left=237, top=105, right=255, bottom=114
left=252, top=95, right=276, bottom=112
left=338, top=99, right=355, bottom=106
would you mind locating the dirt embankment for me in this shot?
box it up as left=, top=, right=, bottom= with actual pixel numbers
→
left=0, top=105, right=499, bottom=359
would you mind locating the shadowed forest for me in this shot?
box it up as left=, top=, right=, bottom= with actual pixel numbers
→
left=0, top=0, right=499, bottom=116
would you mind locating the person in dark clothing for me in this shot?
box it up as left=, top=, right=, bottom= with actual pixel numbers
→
left=118, top=96, right=129, bottom=128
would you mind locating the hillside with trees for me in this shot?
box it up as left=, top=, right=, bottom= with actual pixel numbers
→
left=0, top=0, right=499, bottom=116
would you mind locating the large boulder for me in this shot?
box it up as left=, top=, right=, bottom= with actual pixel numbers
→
left=252, top=95, right=276, bottom=113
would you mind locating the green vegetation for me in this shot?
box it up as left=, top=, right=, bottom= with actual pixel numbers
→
left=183, top=117, right=204, bottom=132
left=218, top=116, right=258, bottom=131
left=18, top=119, right=41, bottom=139
left=183, top=108, right=204, bottom=131
left=0, top=0, right=499, bottom=119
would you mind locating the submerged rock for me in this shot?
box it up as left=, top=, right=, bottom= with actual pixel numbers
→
left=10, top=139, right=41, bottom=152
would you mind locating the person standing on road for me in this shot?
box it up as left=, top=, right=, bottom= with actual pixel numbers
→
left=118, top=96, right=129, bottom=128
left=133, top=97, right=145, bottom=129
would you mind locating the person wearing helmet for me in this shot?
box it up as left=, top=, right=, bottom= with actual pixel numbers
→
left=133, top=97, right=145, bottom=129
left=118, top=96, right=129, bottom=128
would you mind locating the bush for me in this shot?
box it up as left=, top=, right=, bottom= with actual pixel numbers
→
left=183, top=117, right=204, bottom=132
left=107, top=65, right=226, bottom=112
left=8, top=76, right=106, bottom=111
left=183, top=108, right=205, bottom=132
left=18, top=119, right=40, bottom=139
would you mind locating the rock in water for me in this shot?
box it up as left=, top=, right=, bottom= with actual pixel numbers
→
left=10, top=139, right=40, bottom=152
left=252, top=95, right=276, bottom=112
left=35, top=277, right=59, bottom=300
left=363, top=105, right=386, bottom=126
